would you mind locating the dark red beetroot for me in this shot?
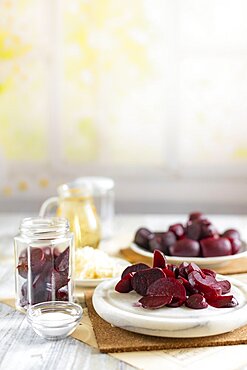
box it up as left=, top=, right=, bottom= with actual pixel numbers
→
left=56, top=286, right=69, bottom=301
left=54, top=246, right=70, bottom=272
left=121, top=263, right=150, bottom=279
left=139, top=295, right=172, bottom=309
left=185, top=294, right=208, bottom=309
left=169, top=238, right=200, bottom=257
left=30, top=247, right=46, bottom=274
left=200, top=237, right=232, bottom=257
left=149, top=231, right=176, bottom=254
left=131, top=268, right=166, bottom=296
left=178, top=262, right=189, bottom=278
left=188, top=271, right=222, bottom=298
left=168, top=224, right=184, bottom=239
left=216, top=280, right=231, bottom=294
left=200, top=220, right=218, bottom=239
left=17, top=259, right=28, bottom=279
left=153, top=250, right=167, bottom=268
left=228, top=238, right=242, bottom=255
left=115, top=272, right=134, bottom=293
left=207, top=295, right=238, bottom=308
left=189, top=212, right=205, bottom=221
left=185, top=221, right=202, bottom=240
left=222, top=229, right=241, bottom=240
left=148, top=234, right=166, bottom=253
left=201, top=268, right=216, bottom=278
left=134, top=228, right=153, bottom=250
left=147, top=277, right=186, bottom=307
left=185, top=262, right=205, bottom=277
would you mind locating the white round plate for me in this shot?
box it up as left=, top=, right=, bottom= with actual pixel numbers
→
left=93, top=277, right=247, bottom=338
left=75, top=257, right=129, bottom=288
left=130, top=242, right=247, bottom=269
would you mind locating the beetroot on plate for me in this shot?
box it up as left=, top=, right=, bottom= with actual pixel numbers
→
left=228, top=238, right=242, bottom=255
left=131, top=268, right=166, bottom=296
left=148, top=234, right=166, bottom=253
left=139, top=295, right=172, bottom=309
left=188, top=271, right=222, bottom=298
left=121, top=263, right=150, bottom=279
left=149, top=231, right=176, bottom=254
left=200, top=237, right=232, bottom=257
left=168, top=224, right=184, bottom=239
left=222, top=229, right=241, bottom=240
left=146, top=277, right=186, bottom=307
left=169, top=238, right=200, bottom=257
left=200, top=220, right=218, bottom=239
left=134, top=228, right=153, bottom=250
left=185, top=294, right=208, bottom=309
left=207, top=295, right=238, bottom=308
left=201, top=268, right=216, bottom=278
left=178, top=262, right=189, bottom=279
left=216, top=280, right=231, bottom=294
left=189, top=212, right=205, bottom=222
left=185, top=221, right=202, bottom=241
left=153, top=250, right=167, bottom=268
left=115, top=272, right=134, bottom=293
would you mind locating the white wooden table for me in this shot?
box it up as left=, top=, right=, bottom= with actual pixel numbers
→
left=1, top=213, right=247, bottom=370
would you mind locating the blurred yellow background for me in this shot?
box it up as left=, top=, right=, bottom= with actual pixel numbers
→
left=0, top=0, right=247, bottom=213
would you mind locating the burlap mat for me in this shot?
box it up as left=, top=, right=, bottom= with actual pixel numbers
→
left=120, top=247, right=247, bottom=275
left=85, top=292, right=247, bottom=353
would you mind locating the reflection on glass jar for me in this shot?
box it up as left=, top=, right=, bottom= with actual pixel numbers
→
left=14, top=217, right=74, bottom=312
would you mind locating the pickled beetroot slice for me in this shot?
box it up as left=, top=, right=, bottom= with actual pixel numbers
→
left=121, top=263, right=150, bottom=279
left=147, top=277, right=186, bottom=307
left=188, top=271, right=222, bottom=297
left=139, top=295, right=172, bottom=309
left=153, top=250, right=167, bottom=268
left=185, top=262, right=205, bottom=277
left=115, top=273, right=134, bottom=293
left=207, top=295, right=238, bottom=308
left=54, top=246, right=69, bottom=272
left=185, top=294, right=208, bottom=309
left=17, top=260, right=28, bottom=279
left=216, top=280, right=231, bottom=294
left=162, top=268, right=175, bottom=278
left=131, top=268, right=166, bottom=296
left=30, top=247, right=45, bottom=273
left=201, top=268, right=216, bottom=278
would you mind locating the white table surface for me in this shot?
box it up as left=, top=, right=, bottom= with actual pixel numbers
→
left=1, top=213, right=247, bottom=370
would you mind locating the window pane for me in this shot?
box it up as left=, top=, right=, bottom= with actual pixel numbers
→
left=61, top=0, right=166, bottom=166
left=0, top=0, right=48, bottom=162
left=179, top=57, right=247, bottom=165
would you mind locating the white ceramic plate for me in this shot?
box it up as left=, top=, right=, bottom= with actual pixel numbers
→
left=130, top=242, right=247, bottom=269
left=75, top=257, right=129, bottom=288
left=93, top=276, right=247, bottom=338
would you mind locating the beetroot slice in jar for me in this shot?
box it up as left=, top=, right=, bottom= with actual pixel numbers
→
left=153, top=249, right=167, bottom=269
left=115, top=272, right=134, bottom=293
left=121, top=263, right=150, bottom=279
left=131, top=268, right=166, bottom=296
left=185, top=294, right=208, bottom=309
left=54, top=246, right=70, bottom=272
left=139, top=295, right=172, bottom=309
left=30, top=247, right=45, bottom=273
left=207, top=295, right=238, bottom=308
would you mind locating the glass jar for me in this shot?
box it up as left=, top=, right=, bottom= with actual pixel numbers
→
left=39, top=183, right=101, bottom=249
left=73, top=177, right=115, bottom=239
left=14, top=217, right=74, bottom=312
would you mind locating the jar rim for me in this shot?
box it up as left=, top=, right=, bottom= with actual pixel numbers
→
left=20, top=217, right=70, bottom=238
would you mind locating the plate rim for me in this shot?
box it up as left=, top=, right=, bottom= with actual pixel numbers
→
left=92, top=276, right=247, bottom=337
